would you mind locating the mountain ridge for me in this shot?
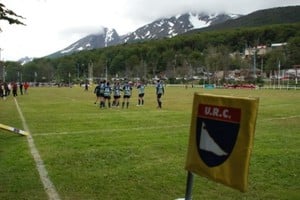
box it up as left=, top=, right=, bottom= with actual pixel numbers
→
left=43, top=5, right=300, bottom=59
left=189, top=5, right=300, bottom=33
left=47, top=12, right=240, bottom=58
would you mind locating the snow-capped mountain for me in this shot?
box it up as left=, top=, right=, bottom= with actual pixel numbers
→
left=18, top=56, right=34, bottom=65
left=49, top=12, right=240, bottom=57
left=122, top=12, right=239, bottom=42
left=58, top=28, right=120, bottom=55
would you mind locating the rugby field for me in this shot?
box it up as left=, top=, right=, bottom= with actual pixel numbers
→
left=0, top=85, right=299, bottom=199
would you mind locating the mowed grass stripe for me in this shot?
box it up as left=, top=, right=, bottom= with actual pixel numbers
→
left=33, top=124, right=189, bottom=136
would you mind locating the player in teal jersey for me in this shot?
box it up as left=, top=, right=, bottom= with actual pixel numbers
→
left=156, top=80, right=164, bottom=108
left=103, top=81, right=112, bottom=108
left=136, top=81, right=145, bottom=106
left=112, top=81, right=122, bottom=107
left=122, top=81, right=132, bottom=108
left=99, top=80, right=106, bottom=108
left=93, top=81, right=101, bottom=104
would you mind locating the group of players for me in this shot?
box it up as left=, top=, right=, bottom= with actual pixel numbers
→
left=93, top=79, right=164, bottom=109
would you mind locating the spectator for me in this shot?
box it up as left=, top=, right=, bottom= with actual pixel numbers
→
left=24, top=82, right=29, bottom=94
left=19, top=82, right=23, bottom=95
left=12, top=82, right=18, bottom=97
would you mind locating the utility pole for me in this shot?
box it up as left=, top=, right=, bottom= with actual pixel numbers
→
left=278, top=60, right=281, bottom=88
left=261, top=56, right=264, bottom=78
left=253, top=47, right=257, bottom=81
left=68, top=72, right=71, bottom=87
left=88, top=61, right=93, bottom=84
left=105, top=60, right=108, bottom=81
left=295, top=65, right=299, bottom=85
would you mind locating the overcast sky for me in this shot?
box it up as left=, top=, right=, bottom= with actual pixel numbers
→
left=0, top=0, right=299, bottom=61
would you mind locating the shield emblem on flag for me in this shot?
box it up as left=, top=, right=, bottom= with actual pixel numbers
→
left=196, top=104, right=241, bottom=167
left=185, top=94, right=259, bottom=192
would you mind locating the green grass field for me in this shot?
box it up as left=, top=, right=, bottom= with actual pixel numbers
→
left=0, top=85, right=299, bottom=200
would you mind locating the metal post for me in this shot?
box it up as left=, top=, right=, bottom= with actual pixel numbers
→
left=0, top=48, right=4, bottom=82
left=34, top=72, right=37, bottom=86
left=77, top=63, right=79, bottom=79
left=185, top=171, right=194, bottom=200
left=261, top=57, right=264, bottom=77
left=68, top=72, right=71, bottom=87
left=278, top=60, right=281, bottom=88
left=105, top=60, right=108, bottom=81
left=253, top=47, right=256, bottom=82
left=3, top=65, right=5, bottom=82
left=295, top=66, right=298, bottom=85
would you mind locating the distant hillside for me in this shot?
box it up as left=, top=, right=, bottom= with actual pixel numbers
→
left=189, top=6, right=300, bottom=33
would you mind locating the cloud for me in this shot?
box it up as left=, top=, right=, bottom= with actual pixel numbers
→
left=115, top=0, right=300, bottom=31
left=60, top=26, right=106, bottom=39
left=0, top=0, right=299, bottom=60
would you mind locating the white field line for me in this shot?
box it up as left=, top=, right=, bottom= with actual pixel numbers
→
left=14, top=98, right=61, bottom=200
left=261, top=115, right=300, bottom=121
left=34, top=124, right=190, bottom=136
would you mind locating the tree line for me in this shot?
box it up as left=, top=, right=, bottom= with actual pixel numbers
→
left=3, top=23, right=300, bottom=85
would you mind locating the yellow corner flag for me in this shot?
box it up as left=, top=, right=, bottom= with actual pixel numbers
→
left=185, top=93, right=259, bottom=192
left=0, top=123, right=29, bottom=136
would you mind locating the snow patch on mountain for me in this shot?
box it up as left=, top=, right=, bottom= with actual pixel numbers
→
left=189, top=14, right=211, bottom=29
